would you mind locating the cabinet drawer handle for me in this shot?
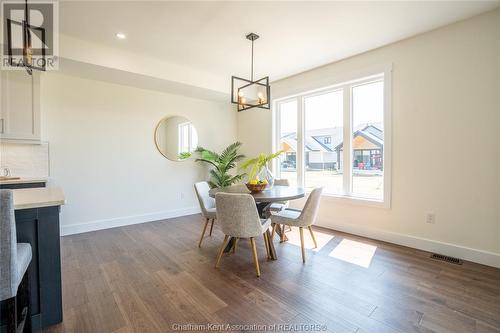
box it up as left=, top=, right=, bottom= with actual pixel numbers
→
left=0, top=118, right=4, bottom=134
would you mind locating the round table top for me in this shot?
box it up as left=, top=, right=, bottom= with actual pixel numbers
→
left=208, top=184, right=305, bottom=203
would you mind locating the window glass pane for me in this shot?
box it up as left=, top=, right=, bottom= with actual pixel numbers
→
left=351, top=81, right=384, bottom=199
left=190, top=124, right=198, bottom=151
left=304, top=90, right=343, bottom=194
left=178, top=123, right=190, bottom=154
left=278, top=100, right=298, bottom=186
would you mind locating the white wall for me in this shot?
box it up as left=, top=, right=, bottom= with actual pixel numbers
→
left=238, top=9, right=500, bottom=266
left=40, top=73, right=237, bottom=235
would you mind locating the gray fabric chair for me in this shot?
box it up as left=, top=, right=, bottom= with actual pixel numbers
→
left=267, top=178, right=290, bottom=213
left=1, top=189, right=32, bottom=332
left=267, top=178, right=291, bottom=240
left=214, top=192, right=272, bottom=277
left=194, top=181, right=217, bottom=247
left=270, top=187, right=323, bottom=263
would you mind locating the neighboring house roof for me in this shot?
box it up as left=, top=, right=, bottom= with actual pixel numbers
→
left=363, top=123, right=383, bottom=140
left=282, top=133, right=298, bottom=151
left=282, top=123, right=383, bottom=153
left=306, top=135, right=329, bottom=151
left=335, top=124, right=384, bottom=150
left=310, top=127, right=343, bottom=152
left=283, top=127, right=344, bottom=153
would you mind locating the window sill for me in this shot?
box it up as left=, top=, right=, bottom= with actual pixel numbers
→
left=314, top=192, right=390, bottom=209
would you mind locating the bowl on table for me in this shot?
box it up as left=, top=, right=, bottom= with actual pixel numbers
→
left=246, top=181, right=268, bottom=193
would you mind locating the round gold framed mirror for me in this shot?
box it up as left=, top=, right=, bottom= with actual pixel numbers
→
left=154, top=116, right=198, bottom=161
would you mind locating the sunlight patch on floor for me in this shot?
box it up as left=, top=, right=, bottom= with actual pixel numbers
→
left=282, top=228, right=334, bottom=251
left=328, top=239, right=377, bottom=268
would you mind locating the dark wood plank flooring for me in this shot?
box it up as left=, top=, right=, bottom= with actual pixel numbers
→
left=44, top=214, right=500, bottom=333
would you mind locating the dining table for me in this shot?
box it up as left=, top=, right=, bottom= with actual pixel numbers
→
left=208, top=184, right=305, bottom=260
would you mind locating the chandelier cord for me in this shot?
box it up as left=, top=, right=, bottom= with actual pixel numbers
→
left=251, top=39, right=254, bottom=82
left=24, top=0, right=31, bottom=48
left=24, top=0, right=30, bottom=30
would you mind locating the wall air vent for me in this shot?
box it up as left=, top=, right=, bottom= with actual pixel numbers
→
left=430, top=253, right=463, bottom=265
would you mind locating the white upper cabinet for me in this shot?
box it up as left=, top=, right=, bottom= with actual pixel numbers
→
left=0, top=70, right=41, bottom=142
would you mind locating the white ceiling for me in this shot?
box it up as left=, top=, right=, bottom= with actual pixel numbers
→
left=60, top=1, right=500, bottom=83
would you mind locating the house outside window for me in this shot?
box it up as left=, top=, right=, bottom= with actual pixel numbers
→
left=274, top=66, right=392, bottom=206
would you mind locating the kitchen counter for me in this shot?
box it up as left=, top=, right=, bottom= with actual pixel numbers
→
left=13, top=186, right=65, bottom=210
left=0, top=177, right=48, bottom=185
left=0, top=186, right=65, bottom=332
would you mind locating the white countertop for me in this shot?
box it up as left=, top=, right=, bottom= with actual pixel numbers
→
left=0, top=177, right=48, bottom=185
left=13, top=187, right=65, bottom=210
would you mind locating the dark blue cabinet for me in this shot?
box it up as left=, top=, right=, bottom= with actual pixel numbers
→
left=0, top=182, right=62, bottom=333
left=0, top=206, right=63, bottom=333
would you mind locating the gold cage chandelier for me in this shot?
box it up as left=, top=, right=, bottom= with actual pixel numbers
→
left=231, top=33, right=270, bottom=112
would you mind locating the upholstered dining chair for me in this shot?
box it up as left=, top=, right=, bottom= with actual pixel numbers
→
left=270, top=187, right=323, bottom=263
left=268, top=178, right=290, bottom=213
left=194, top=181, right=217, bottom=247
left=267, top=178, right=290, bottom=241
left=1, top=189, right=32, bottom=333
left=214, top=192, right=272, bottom=277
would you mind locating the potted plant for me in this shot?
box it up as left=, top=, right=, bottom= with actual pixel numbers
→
left=240, top=151, right=283, bottom=192
left=195, top=142, right=246, bottom=188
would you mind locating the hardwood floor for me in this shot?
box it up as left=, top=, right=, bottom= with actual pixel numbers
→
left=44, top=214, right=500, bottom=333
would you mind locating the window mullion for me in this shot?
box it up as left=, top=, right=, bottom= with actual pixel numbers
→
left=297, top=96, right=305, bottom=188
left=274, top=103, right=281, bottom=178
left=342, top=86, right=352, bottom=195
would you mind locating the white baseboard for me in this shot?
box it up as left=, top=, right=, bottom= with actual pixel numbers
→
left=60, top=206, right=200, bottom=236
left=317, top=221, right=500, bottom=269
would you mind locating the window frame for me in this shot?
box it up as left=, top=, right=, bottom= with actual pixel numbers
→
left=273, top=64, right=392, bottom=208
left=178, top=121, right=193, bottom=154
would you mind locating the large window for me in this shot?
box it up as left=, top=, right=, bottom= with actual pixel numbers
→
left=351, top=81, right=384, bottom=199
left=304, top=90, right=343, bottom=194
left=274, top=68, right=391, bottom=205
left=276, top=100, right=298, bottom=186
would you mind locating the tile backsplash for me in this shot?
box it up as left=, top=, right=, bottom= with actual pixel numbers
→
left=0, top=142, right=50, bottom=178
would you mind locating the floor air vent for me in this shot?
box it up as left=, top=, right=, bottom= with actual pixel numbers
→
left=430, top=253, right=463, bottom=265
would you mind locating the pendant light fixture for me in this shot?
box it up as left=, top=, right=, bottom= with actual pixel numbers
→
left=231, top=33, right=270, bottom=112
left=6, top=0, right=46, bottom=75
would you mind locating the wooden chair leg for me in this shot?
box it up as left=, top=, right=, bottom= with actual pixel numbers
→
left=299, top=227, right=306, bottom=263
left=308, top=226, right=318, bottom=248
left=263, top=232, right=270, bottom=259
left=280, top=224, right=286, bottom=242
left=250, top=237, right=261, bottom=277
left=232, top=238, right=239, bottom=254
left=271, top=223, right=277, bottom=240
left=198, top=218, right=210, bottom=247
left=215, top=235, right=229, bottom=268
left=209, top=219, right=215, bottom=236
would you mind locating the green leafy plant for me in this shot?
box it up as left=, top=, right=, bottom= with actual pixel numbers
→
left=241, top=151, right=283, bottom=181
left=195, top=142, right=246, bottom=188
left=178, top=151, right=192, bottom=160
